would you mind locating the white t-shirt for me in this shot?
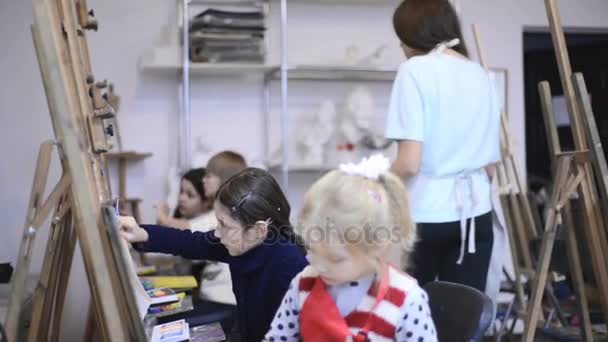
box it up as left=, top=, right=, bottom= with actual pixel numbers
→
left=385, top=53, right=500, bottom=223
left=190, top=211, right=237, bottom=305
left=189, top=211, right=218, bottom=233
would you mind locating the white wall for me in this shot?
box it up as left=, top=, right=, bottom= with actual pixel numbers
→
left=1, top=0, right=608, bottom=340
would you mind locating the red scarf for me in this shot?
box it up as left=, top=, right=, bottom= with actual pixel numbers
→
left=300, top=266, right=389, bottom=342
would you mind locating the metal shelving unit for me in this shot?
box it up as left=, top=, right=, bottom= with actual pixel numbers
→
left=159, top=0, right=398, bottom=188
left=177, top=0, right=273, bottom=173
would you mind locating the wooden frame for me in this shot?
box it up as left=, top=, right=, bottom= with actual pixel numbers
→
left=522, top=152, right=591, bottom=341
left=516, top=1, right=608, bottom=340
left=4, top=1, right=146, bottom=341
left=543, top=0, right=608, bottom=328
left=533, top=81, right=593, bottom=342
left=471, top=23, right=596, bottom=341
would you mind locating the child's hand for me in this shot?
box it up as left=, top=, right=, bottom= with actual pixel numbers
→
left=119, top=216, right=149, bottom=243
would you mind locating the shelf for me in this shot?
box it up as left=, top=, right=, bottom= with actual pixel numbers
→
left=142, top=48, right=398, bottom=82
left=140, top=46, right=277, bottom=77
left=142, top=60, right=278, bottom=77
left=190, top=63, right=277, bottom=76
left=142, top=61, right=278, bottom=77
left=105, top=151, right=153, bottom=161
left=271, top=65, right=397, bottom=81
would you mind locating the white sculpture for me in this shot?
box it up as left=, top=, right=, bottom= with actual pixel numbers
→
left=297, top=100, right=337, bottom=166
left=340, top=86, right=392, bottom=152
left=341, top=86, right=375, bottom=145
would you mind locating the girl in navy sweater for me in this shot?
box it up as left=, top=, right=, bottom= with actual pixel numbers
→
left=119, top=168, right=308, bottom=342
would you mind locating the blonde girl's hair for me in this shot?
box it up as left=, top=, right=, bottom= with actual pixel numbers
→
left=299, top=169, right=416, bottom=268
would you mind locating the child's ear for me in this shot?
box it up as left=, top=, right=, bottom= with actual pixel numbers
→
left=253, top=220, right=269, bottom=239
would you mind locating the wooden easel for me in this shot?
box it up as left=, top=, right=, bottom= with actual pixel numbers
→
left=539, top=81, right=593, bottom=341
left=521, top=151, right=593, bottom=341
left=472, top=25, right=537, bottom=335
left=4, top=0, right=146, bottom=341
left=543, top=0, right=608, bottom=326
left=519, top=0, right=608, bottom=340
left=472, top=24, right=592, bottom=340
left=4, top=142, right=71, bottom=342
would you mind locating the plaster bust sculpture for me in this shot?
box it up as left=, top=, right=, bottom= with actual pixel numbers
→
left=297, top=100, right=337, bottom=166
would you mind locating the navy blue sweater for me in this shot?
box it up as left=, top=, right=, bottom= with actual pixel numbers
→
left=136, top=225, right=308, bottom=342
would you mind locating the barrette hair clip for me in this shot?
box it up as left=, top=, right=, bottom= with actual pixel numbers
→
left=232, top=192, right=253, bottom=212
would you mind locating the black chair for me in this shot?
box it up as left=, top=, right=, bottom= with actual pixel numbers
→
left=424, top=281, right=494, bottom=342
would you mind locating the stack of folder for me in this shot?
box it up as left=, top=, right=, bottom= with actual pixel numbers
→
left=189, top=8, right=266, bottom=63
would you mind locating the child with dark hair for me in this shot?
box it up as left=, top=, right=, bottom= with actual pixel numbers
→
left=119, top=168, right=307, bottom=342
left=156, top=168, right=215, bottom=230
left=156, top=167, right=237, bottom=305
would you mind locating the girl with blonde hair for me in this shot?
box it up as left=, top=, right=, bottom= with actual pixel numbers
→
left=264, top=155, right=437, bottom=341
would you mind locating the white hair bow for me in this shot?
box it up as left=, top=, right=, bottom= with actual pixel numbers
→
left=339, top=154, right=390, bottom=180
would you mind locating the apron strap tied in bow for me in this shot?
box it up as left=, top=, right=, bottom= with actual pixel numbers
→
left=431, top=38, right=461, bottom=54
left=455, top=172, right=478, bottom=264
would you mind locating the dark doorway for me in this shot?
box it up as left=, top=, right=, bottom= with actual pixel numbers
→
left=524, top=30, right=608, bottom=186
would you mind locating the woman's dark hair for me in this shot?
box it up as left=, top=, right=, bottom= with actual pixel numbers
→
left=216, top=168, right=305, bottom=253
left=393, top=0, right=469, bottom=57
left=173, top=168, right=209, bottom=218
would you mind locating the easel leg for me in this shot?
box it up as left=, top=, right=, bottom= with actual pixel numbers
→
left=5, top=141, right=55, bottom=341
left=27, top=200, right=73, bottom=342
left=509, top=154, right=540, bottom=240
left=49, top=215, right=77, bottom=342
left=523, top=208, right=559, bottom=341
left=508, top=193, right=534, bottom=272
left=523, top=156, right=572, bottom=341
left=562, top=205, right=594, bottom=341
left=499, top=196, right=527, bottom=311
left=83, top=301, right=96, bottom=342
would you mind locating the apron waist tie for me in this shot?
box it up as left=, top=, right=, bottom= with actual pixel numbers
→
left=455, top=172, right=478, bottom=264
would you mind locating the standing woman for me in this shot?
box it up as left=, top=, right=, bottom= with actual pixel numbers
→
left=385, top=0, right=500, bottom=292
